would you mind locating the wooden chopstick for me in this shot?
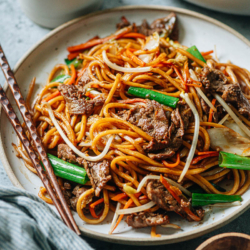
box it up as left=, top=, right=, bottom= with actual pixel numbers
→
left=0, top=45, right=80, bottom=235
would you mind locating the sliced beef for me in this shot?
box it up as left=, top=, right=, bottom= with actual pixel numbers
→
left=146, top=180, right=204, bottom=222
left=118, top=99, right=191, bottom=161
left=200, top=67, right=250, bottom=119
left=70, top=185, right=89, bottom=211
left=58, top=84, right=105, bottom=115
left=77, top=69, right=92, bottom=87
left=126, top=212, right=169, bottom=228
left=57, top=144, right=111, bottom=197
left=116, top=16, right=131, bottom=30
left=77, top=158, right=111, bottom=197
left=137, top=12, right=178, bottom=40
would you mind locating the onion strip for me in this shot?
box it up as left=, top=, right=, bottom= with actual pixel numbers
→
left=116, top=201, right=155, bottom=215
left=161, top=224, right=181, bottom=229
left=214, top=94, right=250, bottom=137
left=209, top=201, right=241, bottom=207
left=136, top=175, right=192, bottom=197
left=189, top=69, right=216, bottom=111
left=43, top=102, right=114, bottom=161
left=102, top=50, right=151, bottom=73
left=178, top=93, right=200, bottom=182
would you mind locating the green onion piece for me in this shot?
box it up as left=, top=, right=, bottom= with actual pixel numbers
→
left=42, top=154, right=89, bottom=185
left=188, top=183, right=226, bottom=194
left=64, top=58, right=82, bottom=68
left=51, top=74, right=71, bottom=83
left=186, top=45, right=206, bottom=63
left=192, top=193, right=242, bottom=207
left=219, top=151, right=250, bottom=170
left=128, top=87, right=179, bottom=108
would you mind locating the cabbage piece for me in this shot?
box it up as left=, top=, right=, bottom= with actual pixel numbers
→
left=208, top=127, right=250, bottom=156
left=224, top=121, right=250, bottom=139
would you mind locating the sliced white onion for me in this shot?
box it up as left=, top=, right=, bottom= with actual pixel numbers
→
left=224, top=121, right=250, bottom=139
left=136, top=175, right=192, bottom=197
left=189, top=69, right=216, bottom=112
left=178, top=93, right=200, bottom=183
left=209, top=201, right=241, bottom=207
left=102, top=50, right=151, bottom=73
left=43, top=102, right=113, bottom=162
left=161, top=224, right=181, bottom=229
left=116, top=201, right=156, bottom=215
left=109, top=202, right=121, bottom=234
left=78, top=141, right=92, bottom=147
left=214, top=93, right=250, bottom=137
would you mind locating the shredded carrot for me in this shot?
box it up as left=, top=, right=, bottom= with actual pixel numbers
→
left=118, top=98, right=146, bottom=104
left=151, top=226, right=161, bottom=237
left=197, top=151, right=219, bottom=156
left=122, top=33, right=146, bottom=39
left=139, top=195, right=148, bottom=200
left=191, top=152, right=219, bottom=164
left=67, top=27, right=131, bottom=53
left=67, top=64, right=76, bottom=85
left=90, top=198, right=104, bottom=208
left=41, top=90, right=61, bottom=103
left=92, top=84, right=100, bottom=88
left=89, top=206, right=99, bottom=219
left=173, top=66, right=187, bottom=90
left=85, top=92, right=97, bottom=99
left=67, top=52, right=79, bottom=60
left=111, top=193, right=128, bottom=201
left=201, top=50, right=214, bottom=56
left=126, top=49, right=146, bottom=67
left=162, top=153, right=180, bottom=168
left=207, top=99, right=217, bottom=128
left=110, top=193, right=141, bottom=234
left=160, top=175, right=201, bottom=222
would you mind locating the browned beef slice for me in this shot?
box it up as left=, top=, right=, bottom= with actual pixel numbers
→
left=116, top=16, right=131, bottom=30
left=118, top=99, right=191, bottom=161
left=58, top=84, right=105, bottom=115
left=77, top=158, right=111, bottom=197
left=146, top=180, right=204, bottom=221
left=126, top=212, right=169, bottom=228
left=57, top=144, right=111, bottom=197
left=136, top=12, right=178, bottom=40
left=201, top=67, right=250, bottom=119
left=58, top=144, right=76, bottom=162
left=77, top=69, right=92, bottom=86
left=70, top=185, right=89, bottom=211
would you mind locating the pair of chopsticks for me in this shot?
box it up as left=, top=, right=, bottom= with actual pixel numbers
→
left=0, top=45, right=80, bottom=235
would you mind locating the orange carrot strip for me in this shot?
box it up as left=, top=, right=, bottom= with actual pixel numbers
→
left=41, top=90, right=61, bottom=103
left=67, top=27, right=131, bottom=53
left=126, top=49, right=146, bottom=67
left=201, top=50, right=214, bottom=56
left=111, top=193, right=128, bottom=201
left=191, top=152, right=219, bottom=164
left=67, top=64, right=76, bottom=85
left=139, top=195, right=148, bottom=200
left=160, top=175, right=201, bottom=222
left=207, top=99, right=217, bottom=128
left=89, top=206, right=99, bottom=219
left=67, top=52, right=79, bottom=60
left=172, top=66, right=187, bottom=91
left=122, top=33, right=146, bottom=39
left=162, top=153, right=180, bottom=168
left=197, top=151, right=219, bottom=156
left=90, top=198, right=104, bottom=208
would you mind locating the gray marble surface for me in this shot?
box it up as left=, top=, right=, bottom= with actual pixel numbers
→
left=0, top=0, right=250, bottom=249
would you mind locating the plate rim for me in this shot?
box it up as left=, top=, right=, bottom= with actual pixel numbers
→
left=1, top=5, right=250, bottom=245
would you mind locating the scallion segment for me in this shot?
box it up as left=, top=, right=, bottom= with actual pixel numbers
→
left=51, top=74, right=71, bottom=83
left=65, top=58, right=82, bottom=68
left=128, top=87, right=179, bottom=108
left=192, top=193, right=242, bottom=207
left=43, top=154, right=89, bottom=185
left=219, top=151, right=250, bottom=170
left=186, top=45, right=206, bottom=63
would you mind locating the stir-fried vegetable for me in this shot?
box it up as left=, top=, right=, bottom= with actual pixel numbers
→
left=51, top=74, right=71, bottom=83
left=128, top=87, right=179, bottom=108
left=208, top=127, right=250, bottom=156
left=192, top=193, right=242, bottom=207
left=219, top=151, right=250, bottom=170
left=43, top=154, right=89, bottom=184
left=186, top=45, right=206, bottom=63
left=65, top=58, right=82, bottom=68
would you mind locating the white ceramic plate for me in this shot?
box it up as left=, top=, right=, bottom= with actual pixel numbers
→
left=1, top=6, right=250, bottom=246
